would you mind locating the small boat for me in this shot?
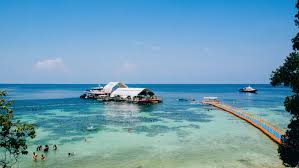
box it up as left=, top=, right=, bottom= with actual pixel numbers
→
left=239, top=86, right=257, bottom=93
left=80, top=85, right=104, bottom=99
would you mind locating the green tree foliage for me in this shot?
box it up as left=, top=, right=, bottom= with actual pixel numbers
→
left=0, top=91, right=35, bottom=168
left=271, top=1, right=299, bottom=167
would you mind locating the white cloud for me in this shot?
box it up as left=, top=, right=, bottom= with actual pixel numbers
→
left=34, top=58, right=67, bottom=72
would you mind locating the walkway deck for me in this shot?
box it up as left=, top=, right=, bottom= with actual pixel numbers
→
left=202, top=100, right=284, bottom=144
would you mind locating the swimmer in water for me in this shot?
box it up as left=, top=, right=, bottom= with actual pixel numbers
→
left=41, top=154, right=46, bottom=161
left=44, top=145, right=49, bottom=152
left=32, top=152, right=38, bottom=161
left=53, top=144, right=57, bottom=150
left=68, top=152, right=75, bottom=157
left=36, top=145, right=42, bottom=151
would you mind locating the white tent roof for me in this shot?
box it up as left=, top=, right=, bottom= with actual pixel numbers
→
left=110, top=88, right=154, bottom=98
left=102, top=82, right=128, bottom=93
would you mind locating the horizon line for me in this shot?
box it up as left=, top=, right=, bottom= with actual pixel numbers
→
left=0, top=83, right=270, bottom=85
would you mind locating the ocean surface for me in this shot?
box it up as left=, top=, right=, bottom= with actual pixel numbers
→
left=0, top=84, right=292, bottom=168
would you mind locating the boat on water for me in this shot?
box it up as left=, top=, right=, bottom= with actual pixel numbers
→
left=239, top=86, right=257, bottom=93
left=80, top=85, right=104, bottom=99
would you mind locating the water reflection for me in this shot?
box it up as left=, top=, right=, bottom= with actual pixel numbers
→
left=102, top=103, right=142, bottom=130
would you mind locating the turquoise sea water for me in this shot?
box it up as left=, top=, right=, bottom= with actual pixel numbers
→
left=0, top=84, right=292, bottom=168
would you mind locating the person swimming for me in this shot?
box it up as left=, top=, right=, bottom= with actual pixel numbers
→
left=44, top=145, right=49, bottom=152
left=41, top=154, right=46, bottom=161
left=32, top=152, right=38, bottom=161
left=36, top=145, right=42, bottom=151
left=68, top=152, right=75, bottom=157
left=53, top=144, right=57, bottom=150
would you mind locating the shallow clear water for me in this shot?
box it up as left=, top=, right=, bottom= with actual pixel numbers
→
left=0, top=84, right=292, bottom=168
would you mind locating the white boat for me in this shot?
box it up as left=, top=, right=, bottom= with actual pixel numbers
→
left=80, top=85, right=104, bottom=98
left=239, top=86, right=257, bottom=93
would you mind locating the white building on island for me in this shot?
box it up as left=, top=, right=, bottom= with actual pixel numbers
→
left=110, top=88, right=155, bottom=99
left=81, top=81, right=161, bottom=103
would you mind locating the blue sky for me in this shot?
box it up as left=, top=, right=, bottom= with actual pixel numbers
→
left=0, top=0, right=297, bottom=84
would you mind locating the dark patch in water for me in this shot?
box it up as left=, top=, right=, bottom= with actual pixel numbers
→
left=151, top=111, right=213, bottom=123
left=237, top=159, right=254, bottom=166
left=134, top=125, right=172, bottom=137
left=176, top=129, right=190, bottom=138
left=139, top=117, right=161, bottom=123
left=132, top=123, right=200, bottom=137
left=177, top=124, right=200, bottom=129
left=259, top=113, right=268, bottom=117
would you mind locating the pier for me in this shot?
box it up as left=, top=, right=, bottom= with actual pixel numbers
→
left=202, top=98, right=284, bottom=144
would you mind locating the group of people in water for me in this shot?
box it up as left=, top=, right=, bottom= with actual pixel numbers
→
left=33, top=144, right=75, bottom=162
left=32, top=152, right=46, bottom=161
left=32, top=144, right=57, bottom=161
